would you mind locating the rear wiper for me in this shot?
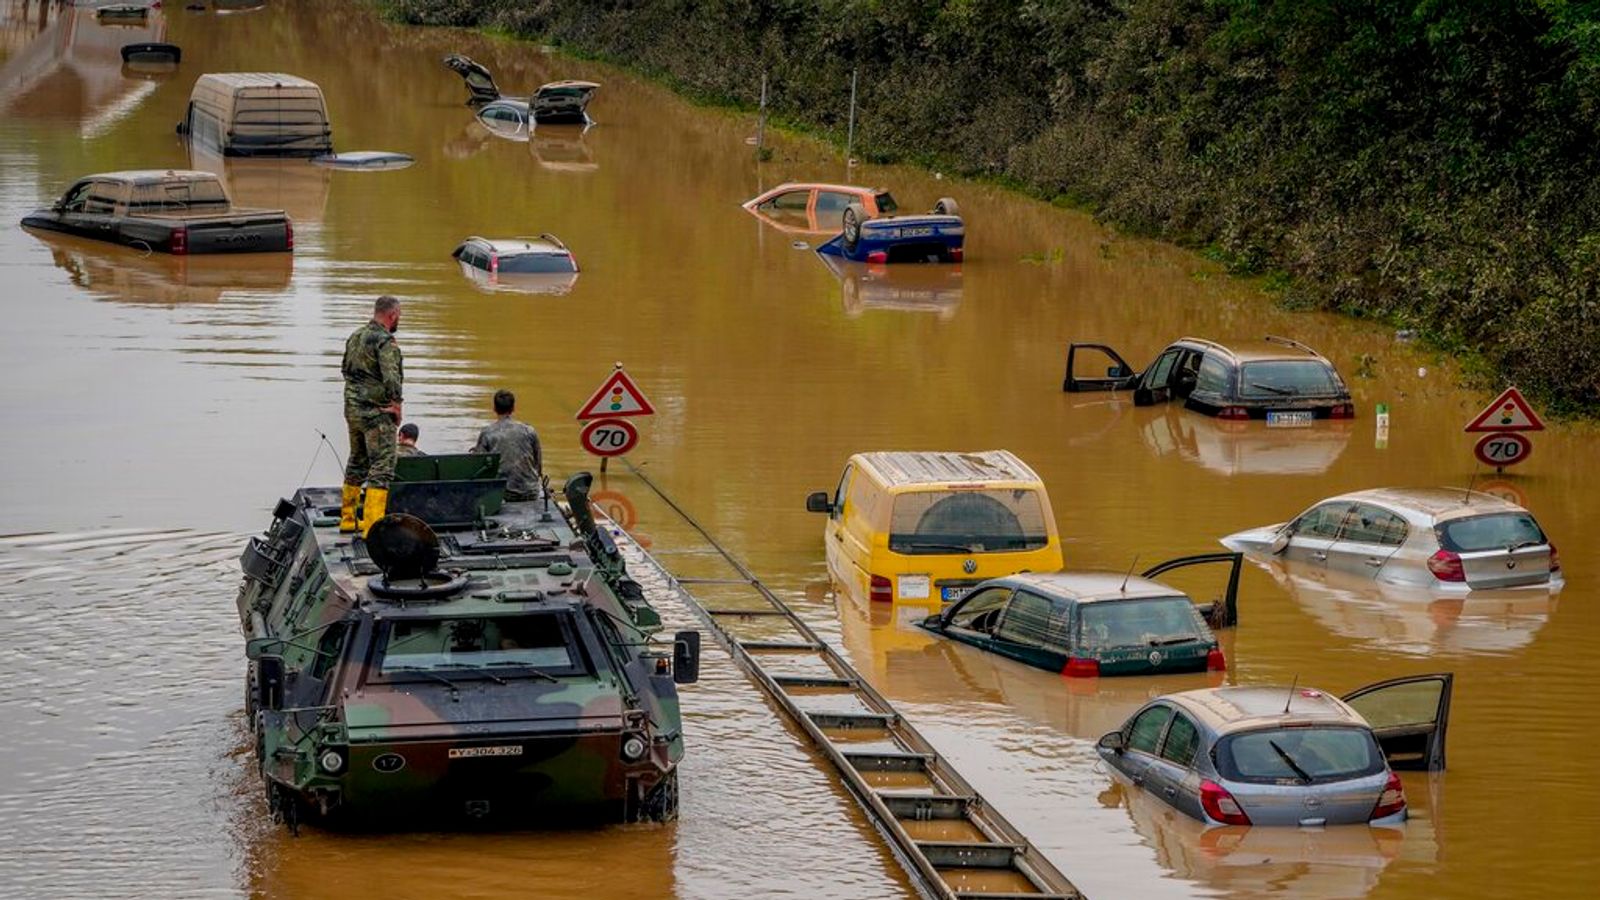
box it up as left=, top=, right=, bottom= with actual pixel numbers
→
left=1268, top=739, right=1315, bottom=784
left=1507, top=540, right=1544, bottom=552
left=1149, top=634, right=1199, bottom=646
left=908, top=542, right=984, bottom=553
left=1249, top=382, right=1296, bottom=396
left=438, top=663, right=508, bottom=685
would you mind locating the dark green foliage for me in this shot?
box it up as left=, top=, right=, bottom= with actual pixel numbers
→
left=386, top=0, right=1600, bottom=412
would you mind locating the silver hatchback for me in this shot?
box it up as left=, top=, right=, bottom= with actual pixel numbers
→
left=1222, top=487, right=1561, bottom=593
left=1097, top=674, right=1451, bottom=827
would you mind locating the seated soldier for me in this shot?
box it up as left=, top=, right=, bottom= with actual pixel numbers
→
left=471, top=389, right=543, bottom=501
left=396, top=422, right=427, bottom=456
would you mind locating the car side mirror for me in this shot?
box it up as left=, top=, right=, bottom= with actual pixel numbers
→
left=672, top=630, right=700, bottom=685
left=1269, top=524, right=1293, bottom=555
left=1107, top=365, right=1130, bottom=378
left=1097, top=731, right=1125, bottom=753
left=805, top=491, right=833, bottom=514
left=254, top=656, right=285, bottom=712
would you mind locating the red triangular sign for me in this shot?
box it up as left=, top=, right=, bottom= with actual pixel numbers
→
left=1464, top=387, right=1544, bottom=433
left=576, top=369, right=655, bottom=420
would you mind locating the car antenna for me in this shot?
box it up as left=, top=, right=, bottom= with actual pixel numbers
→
left=1463, top=461, right=1481, bottom=504
left=1119, top=554, right=1141, bottom=593
left=1283, top=674, right=1299, bottom=714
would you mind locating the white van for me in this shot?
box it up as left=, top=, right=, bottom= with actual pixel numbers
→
left=178, top=73, right=332, bottom=157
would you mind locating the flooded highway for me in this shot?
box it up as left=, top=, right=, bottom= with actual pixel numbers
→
left=2, top=1, right=1598, bottom=897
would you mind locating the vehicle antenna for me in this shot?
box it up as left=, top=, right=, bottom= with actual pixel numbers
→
left=1283, top=674, right=1299, bottom=714
left=1119, top=554, right=1141, bottom=593
left=1463, top=461, right=1481, bottom=504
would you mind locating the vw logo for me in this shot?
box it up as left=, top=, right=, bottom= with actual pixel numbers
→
left=962, top=559, right=977, bottom=575
left=372, top=752, right=406, bottom=773
left=1148, top=650, right=1163, bottom=666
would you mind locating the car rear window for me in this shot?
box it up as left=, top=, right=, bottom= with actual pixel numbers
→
left=127, top=180, right=231, bottom=212
left=1436, top=512, right=1546, bottom=552
left=1216, top=726, right=1384, bottom=784
left=889, top=489, right=1049, bottom=554
left=1078, top=597, right=1210, bottom=650
left=498, top=253, right=576, bottom=274
left=1238, top=361, right=1343, bottom=399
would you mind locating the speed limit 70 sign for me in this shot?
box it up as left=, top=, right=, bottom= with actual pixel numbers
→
left=1473, top=432, right=1532, bottom=468
left=580, top=418, right=638, bottom=457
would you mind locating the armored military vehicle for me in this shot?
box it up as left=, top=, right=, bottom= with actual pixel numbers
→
left=234, top=455, right=699, bottom=830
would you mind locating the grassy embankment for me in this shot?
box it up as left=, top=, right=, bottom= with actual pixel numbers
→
left=386, top=0, right=1600, bottom=415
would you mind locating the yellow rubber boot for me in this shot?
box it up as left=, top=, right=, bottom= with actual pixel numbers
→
left=358, top=487, right=389, bottom=537
left=339, top=484, right=361, bottom=533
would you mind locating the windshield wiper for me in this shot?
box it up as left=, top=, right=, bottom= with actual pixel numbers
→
left=1268, top=739, right=1315, bottom=784
left=438, top=663, right=508, bottom=685
left=390, top=667, right=460, bottom=692
left=1249, top=382, right=1296, bottom=396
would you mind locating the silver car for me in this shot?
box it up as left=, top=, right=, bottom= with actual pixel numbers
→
left=1221, top=487, right=1561, bottom=593
left=1097, top=675, right=1452, bottom=827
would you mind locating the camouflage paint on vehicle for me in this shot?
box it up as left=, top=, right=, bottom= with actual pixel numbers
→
left=236, top=463, right=691, bottom=828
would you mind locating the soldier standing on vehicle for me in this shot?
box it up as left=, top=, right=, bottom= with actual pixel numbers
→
left=340, top=296, right=404, bottom=535
left=472, top=389, right=542, bottom=502
left=397, top=422, right=426, bottom=457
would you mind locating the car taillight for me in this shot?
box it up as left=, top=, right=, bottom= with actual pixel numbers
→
left=949, top=247, right=963, bottom=262
left=1062, top=657, right=1100, bottom=678
left=284, top=217, right=294, bottom=251
left=1218, top=406, right=1250, bottom=420
left=1427, top=549, right=1465, bottom=582
left=1550, top=542, right=1561, bottom=572
left=1370, top=770, right=1406, bottom=820
left=1329, top=403, right=1356, bottom=418
left=865, top=250, right=888, bottom=264
left=171, top=226, right=187, bottom=255
left=489, top=254, right=499, bottom=273
left=1199, top=779, right=1252, bottom=826
left=868, top=575, right=893, bottom=603
left=1206, top=649, right=1227, bottom=671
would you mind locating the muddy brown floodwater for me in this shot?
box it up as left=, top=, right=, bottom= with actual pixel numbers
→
left=2, top=1, right=1597, bottom=897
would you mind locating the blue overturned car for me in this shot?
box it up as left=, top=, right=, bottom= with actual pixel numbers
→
left=745, top=182, right=964, bottom=263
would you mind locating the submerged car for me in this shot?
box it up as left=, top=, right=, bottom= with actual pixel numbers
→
left=236, top=463, right=699, bottom=828
left=447, top=56, right=600, bottom=126
left=1098, top=675, right=1452, bottom=827
left=744, top=183, right=964, bottom=263
left=452, top=235, right=578, bottom=295
left=1064, top=336, right=1355, bottom=421
left=807, top=451, right=1064, bottom=608
left=918, top=553, right=1241, bottom=677
left=1223, top=487, right=1561, bottom=593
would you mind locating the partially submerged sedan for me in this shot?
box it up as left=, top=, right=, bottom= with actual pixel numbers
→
left=1222, top=487, right=1561, bottom=593
left=1065, top=336, right=1355, bottom=421
left=918, top=553, right=1241, bottom=677
left=1098, top=675, right=1451, bottom=827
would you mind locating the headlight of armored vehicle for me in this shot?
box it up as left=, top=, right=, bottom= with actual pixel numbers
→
left=621, top=735, right=648, bottom=761
left=319, top=748, right=346, bottom=774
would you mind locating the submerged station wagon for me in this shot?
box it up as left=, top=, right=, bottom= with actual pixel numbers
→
left=918, top=553, right=1241, bottom=677
left=1098, top=675, right=1451, bottom=827
left=807, top=451, right=1063, bottom=608
left=1065, top=336, right=1355, bottom=422
left=1223, top=487, right=1561, bottom=593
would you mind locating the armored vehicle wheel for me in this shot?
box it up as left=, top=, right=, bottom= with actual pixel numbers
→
left=933, top=196, right=959, bottom=217
left=628, top=770, right=679, bottom=823
left=842, top=203, right=867, bottom=253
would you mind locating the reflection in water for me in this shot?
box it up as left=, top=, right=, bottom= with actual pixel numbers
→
left=455, top=258, right=578, bottom=296
left=1242, top=554, right=1557, bottom=656
left=188, top=142, right=332, bottom=224
left=0, top=3, right=165, bottom=135
left=819, top=254, right=962, bottom=319
left=533, top=123, right=597, bottom=173
left=36, top=230, right=293, bottom=304
left=1142, top=406, right=1355, bottom=476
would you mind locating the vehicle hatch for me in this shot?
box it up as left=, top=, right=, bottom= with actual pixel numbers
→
left=1436, top=513, right=1553, bottom=588
left=888, top=489, right=1050, bottom=555
left=1237, top=360, right=1346, bottom=401
left=1213, top=725, right=1390, bottom=825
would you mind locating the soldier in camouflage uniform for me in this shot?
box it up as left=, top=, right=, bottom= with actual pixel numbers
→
left=340, top=296, right=404, bottom=535
left=472, top=389, right=543, bottom=501
left=397, top=422, right=426, bottom=457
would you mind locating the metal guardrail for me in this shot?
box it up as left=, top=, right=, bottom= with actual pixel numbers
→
left=622, top=463, right=1083, bottom=900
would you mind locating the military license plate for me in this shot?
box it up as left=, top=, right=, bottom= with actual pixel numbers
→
left=902, top=226, right=935, bottom=238
left=941, top=585, right=973, bottom=602
left=1266, top=410, right=1314, bottom=427
left=449, top=745, right=523, bottom=759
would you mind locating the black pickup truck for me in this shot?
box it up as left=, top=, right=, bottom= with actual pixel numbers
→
left=21, top=170, right=292, bottom=255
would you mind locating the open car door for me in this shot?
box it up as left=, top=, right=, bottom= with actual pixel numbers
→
left=1063, top=343, right=1140, bottom=393
left=1141, top=551, right=1243, bottom=628
left=1342, top=673, right=1452, bottom=771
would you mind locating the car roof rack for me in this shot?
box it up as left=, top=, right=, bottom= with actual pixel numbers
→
left=1263, top=335, right=1320, bottom=355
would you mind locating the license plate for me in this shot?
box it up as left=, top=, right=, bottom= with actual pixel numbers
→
left=902, top=226, right=934, bottom=238
left=941, top=585, right=973, bottom=602
left=448, top=745, right=523, bottom=759
left=1266, top=410, right=1313, bottom=427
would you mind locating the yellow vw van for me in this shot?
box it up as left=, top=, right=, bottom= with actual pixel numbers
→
left=805, top=451, right=1064, bottom=608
